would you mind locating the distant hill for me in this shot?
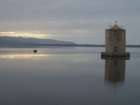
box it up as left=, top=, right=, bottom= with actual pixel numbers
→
left=0, top=36, right=76, bottom=47
left=0, top=36, right=140, bottom=48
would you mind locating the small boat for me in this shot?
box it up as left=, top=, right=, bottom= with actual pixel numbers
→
left=33, top=50, right=38, bottom=53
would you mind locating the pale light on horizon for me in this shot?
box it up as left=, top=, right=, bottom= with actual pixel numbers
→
left=0, top=31, right=48, bottom=39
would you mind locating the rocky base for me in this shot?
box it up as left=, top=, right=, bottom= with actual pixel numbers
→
left=101, top=52, right=130, bottom=60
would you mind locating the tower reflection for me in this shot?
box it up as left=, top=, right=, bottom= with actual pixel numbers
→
left=104, top=57, right=128, bottom=86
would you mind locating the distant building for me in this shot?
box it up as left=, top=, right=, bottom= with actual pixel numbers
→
left=101, top=22, right=130, bottom=58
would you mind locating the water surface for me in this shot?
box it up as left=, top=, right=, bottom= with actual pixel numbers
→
left=0, top=47, right=140, bottom=105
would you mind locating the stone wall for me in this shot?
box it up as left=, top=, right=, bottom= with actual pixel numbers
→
left=105, top=28, right=126, bottom=54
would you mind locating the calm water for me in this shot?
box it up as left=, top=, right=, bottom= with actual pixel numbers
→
left=0, top=47, right=140, bottom=105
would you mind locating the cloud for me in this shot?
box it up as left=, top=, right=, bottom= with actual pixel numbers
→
left=0, top=0, right=140, bottom=44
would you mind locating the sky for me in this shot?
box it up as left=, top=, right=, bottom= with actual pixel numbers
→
left=0, top=0, right=140, bottom=44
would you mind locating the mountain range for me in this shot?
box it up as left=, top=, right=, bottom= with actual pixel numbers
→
left=0, top=36, right=76, bottom=47
left=1, top=36, right=140, bottom=48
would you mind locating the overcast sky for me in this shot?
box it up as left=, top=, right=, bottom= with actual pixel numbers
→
left=0, top=0, right=139, bottom=44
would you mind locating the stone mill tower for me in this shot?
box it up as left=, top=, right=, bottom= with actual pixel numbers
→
left=101, top=22, right=130, bottom=58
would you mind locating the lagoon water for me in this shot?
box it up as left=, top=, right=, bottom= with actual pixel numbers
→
left=0, top=47, right=140, bottom=105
